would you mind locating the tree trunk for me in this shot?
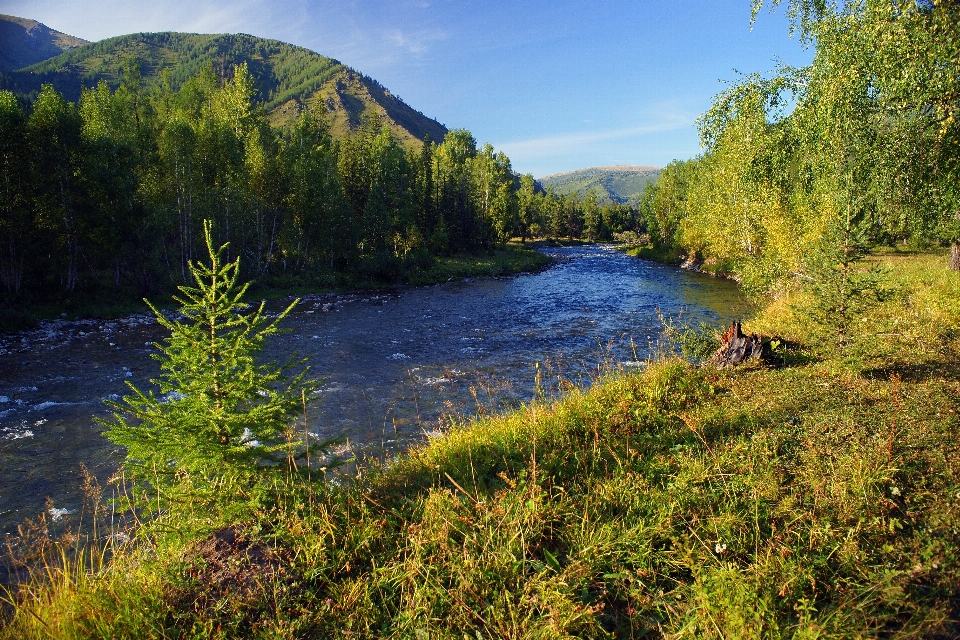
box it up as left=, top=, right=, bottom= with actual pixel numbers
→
left=951, top=210, right=960, bottom=272
left=710, top=321, right=767, bottom=368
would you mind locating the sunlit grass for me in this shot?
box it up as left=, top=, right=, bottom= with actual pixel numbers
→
left=3, top=250, right=958, bottom=638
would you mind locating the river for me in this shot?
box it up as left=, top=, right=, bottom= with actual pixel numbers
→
left=0, top=245, right=749, bottom=544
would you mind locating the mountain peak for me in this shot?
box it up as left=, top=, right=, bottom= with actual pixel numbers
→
left=1, top=25, right=447, bottom=147
left=0, top=14, right=89, bottom=73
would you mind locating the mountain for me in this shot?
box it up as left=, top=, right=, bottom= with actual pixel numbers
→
left=0, top=14, right=88, bottom=73
left=538, top=165, right=660, bottom=204
left=1, top=23, right=447, bottom=146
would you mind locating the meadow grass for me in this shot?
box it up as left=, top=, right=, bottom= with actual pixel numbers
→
left=2, top=249, right=958, bottom=638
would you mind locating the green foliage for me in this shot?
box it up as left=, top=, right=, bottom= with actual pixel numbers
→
left=637, top=0, right=960, bottom=296
left=797, top=224, right=893, bottom=354
left=102, top=221, right=314, bottom=512
left=0, top=63, right=553, bottom=318
left=0, top=89, right=28, bottom=295
left=638, top=158, right=698, bottom=249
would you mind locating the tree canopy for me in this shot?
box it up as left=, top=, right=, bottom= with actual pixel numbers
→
left=639, top=0, right=960, bottom=296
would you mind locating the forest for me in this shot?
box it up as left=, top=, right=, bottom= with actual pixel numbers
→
left=0, top=60, right=638, bottom=324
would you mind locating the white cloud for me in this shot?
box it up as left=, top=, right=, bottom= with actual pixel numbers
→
left=385, top=27, right=448, bottom=56
left=495, top=112, right=694, bottom=160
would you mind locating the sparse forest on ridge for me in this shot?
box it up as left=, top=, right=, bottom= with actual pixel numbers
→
left=539, top=165, right=661, bottom=205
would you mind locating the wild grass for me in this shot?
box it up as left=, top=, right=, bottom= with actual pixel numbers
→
left=403, top=243, right=552, bottom=286
left=619, top=243, right=684, bottom=267
left=2, top=250, right=958, bottom=638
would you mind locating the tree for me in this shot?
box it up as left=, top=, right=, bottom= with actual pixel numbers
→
left=639, top=159, right=699, bottom=250
left=0, top=91, right=28, bottom=294
left=434, top=129, right=477, bottom=251
left=752, top=0, right=960, bottom=268
left=27, top=85, right=83, bottom=292
left=582, top=189, right=603, bottom=241
left=516, top=174, right=538, bottom=243
left=79, top=80, right=143, bottom=288
left=103, top=221, right=314, bottom=512
left=797, top=217, right=891, bottom=354
left=281, top=109, right=344, bottom=272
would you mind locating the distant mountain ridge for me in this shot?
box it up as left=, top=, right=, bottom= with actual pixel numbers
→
left=539, top=165, right=660, bottom=204
left=0, top=14, right=88, bottom=73
left=0, top=17, right=447, bottom=146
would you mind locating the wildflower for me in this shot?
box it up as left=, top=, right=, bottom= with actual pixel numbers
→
left=714, top=542, right=727, bottom=554
left=890, top=486, right=901, bottom=496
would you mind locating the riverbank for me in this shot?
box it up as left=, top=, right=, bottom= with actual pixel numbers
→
left=0, top=244, right=552, bottom=350
left=0, top=244, right=745, bottom=562
left=2, top=250, right=958, bottom=638
left=617, top=242, right=745, bottom=281
left=0, top=244, right=553, bottom=334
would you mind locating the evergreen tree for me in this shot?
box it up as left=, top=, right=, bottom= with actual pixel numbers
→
left=103, top=221, right=315, bottom=513
left=798, top=213, right=891, bottom=354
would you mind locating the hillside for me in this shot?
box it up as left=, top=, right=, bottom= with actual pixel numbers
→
left=0, top=15, right=88, bottom=73
left=2, top=27, right=447, bottom=146
left=539, top=165, right=660, bottom=203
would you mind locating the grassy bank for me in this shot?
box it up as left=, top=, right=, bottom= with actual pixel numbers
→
left=618, top=243, right=684, bottom=267
left=618, top=243, right=744, bottom=280
left=2, top=251, right=959, bottom=638
left=0, top=243, right=552, bottom=333
left=403, top=243, right=553, bottom=286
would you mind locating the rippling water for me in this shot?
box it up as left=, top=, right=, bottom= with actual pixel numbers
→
left=0, top=245, right=749, bottom=542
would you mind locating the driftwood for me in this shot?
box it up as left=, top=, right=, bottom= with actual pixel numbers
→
left=710, top=321, right=769, bottom=368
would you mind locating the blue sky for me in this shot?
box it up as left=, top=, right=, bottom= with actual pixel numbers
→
left=3, top=0, right=814, bottom=177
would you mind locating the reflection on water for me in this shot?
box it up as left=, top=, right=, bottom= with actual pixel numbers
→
left=0, top=245, right=750, bottom=540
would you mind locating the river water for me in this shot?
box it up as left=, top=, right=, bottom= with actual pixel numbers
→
left=0, top=245, right=749, bottom=541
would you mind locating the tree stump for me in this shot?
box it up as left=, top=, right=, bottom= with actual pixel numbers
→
left=710, top=321, right=767, bottom=368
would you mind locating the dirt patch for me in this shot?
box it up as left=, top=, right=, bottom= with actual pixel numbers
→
left=167, top=525, right=295, bottom=628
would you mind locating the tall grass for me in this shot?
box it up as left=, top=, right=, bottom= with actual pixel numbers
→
left=2, top=249, right=958, bottom=638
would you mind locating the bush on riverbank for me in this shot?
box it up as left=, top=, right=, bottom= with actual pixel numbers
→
left=2, top=249, right=959, bottom=638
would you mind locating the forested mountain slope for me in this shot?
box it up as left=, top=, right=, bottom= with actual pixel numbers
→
left=539, top=165, right=660, bottom=204
left=0, top=15, right=88, bottom=73
left=2, top=27, right=447, bottom=145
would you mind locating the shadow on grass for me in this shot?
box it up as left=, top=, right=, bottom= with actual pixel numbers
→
left=861, top=358, right=960, bottom=383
